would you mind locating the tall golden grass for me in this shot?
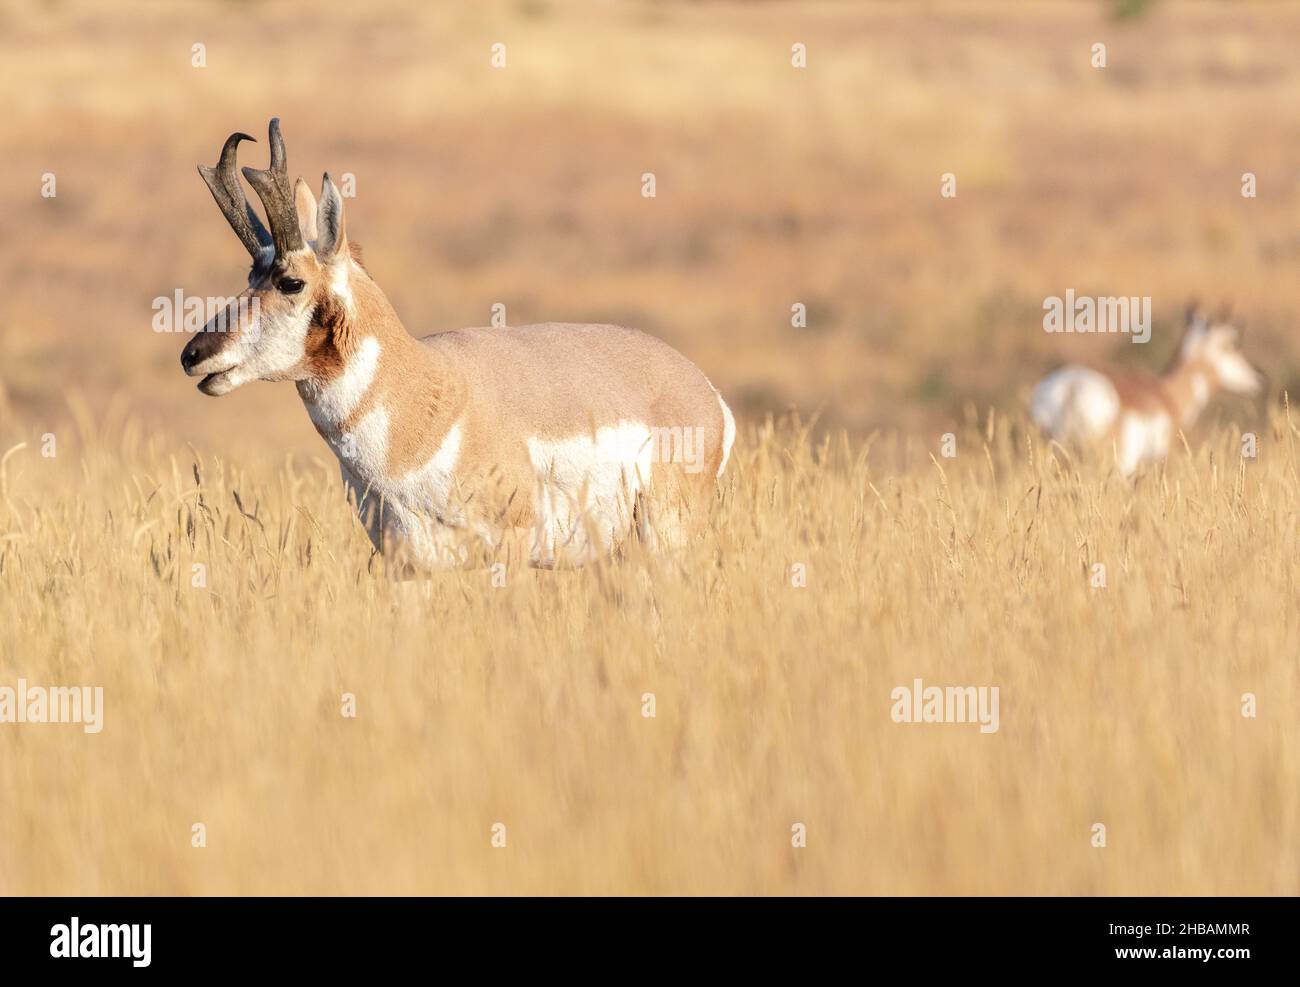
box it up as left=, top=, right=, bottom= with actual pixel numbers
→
left=1, top=405, right=1295, bottom=895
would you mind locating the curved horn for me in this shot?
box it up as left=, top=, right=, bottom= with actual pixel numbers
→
left=198, top=133, right=272, bottom=257
left=241, top=118, right=305, bottom=258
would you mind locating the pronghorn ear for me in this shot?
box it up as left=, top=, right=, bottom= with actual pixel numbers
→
left=294, top=178, right=318, bottom=248
left=315, top=173, right=347, bottom=261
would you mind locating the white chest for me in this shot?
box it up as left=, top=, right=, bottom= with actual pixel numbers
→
left=332, top=416, right=467, bottom=563
left=303, top=336, right=471, bottom=565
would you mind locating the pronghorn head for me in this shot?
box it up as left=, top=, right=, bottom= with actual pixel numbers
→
left=1178, top=306, right=1265, bottom=397
left=181, top=119, right=358, bottom=396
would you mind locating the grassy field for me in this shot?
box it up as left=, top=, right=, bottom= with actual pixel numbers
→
left=1, top=412, right=1296, bottom=894
left=1, top=0, right=1298, bottom=894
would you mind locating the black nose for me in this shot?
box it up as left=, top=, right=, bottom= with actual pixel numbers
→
left=180, top=336, right=204, bottom=374
left=181, top=326, right=228, bottom=375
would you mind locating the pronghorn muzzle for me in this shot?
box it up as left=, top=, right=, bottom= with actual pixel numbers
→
left=180, top=302, right=246, bottom=395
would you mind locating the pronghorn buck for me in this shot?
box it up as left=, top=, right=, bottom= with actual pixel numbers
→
left=1030, top=307, right=1262, bottom=476
left=182, top=120, right=735, bottom=570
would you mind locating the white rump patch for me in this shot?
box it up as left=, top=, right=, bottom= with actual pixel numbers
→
left=1030, top=366, right=1119, bottom=443
left=717, top=393, right=736, bottom=478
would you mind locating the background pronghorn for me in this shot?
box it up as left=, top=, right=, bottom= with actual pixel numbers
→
left=181, top=119, right=735, bottom=570
left=1030, top=306, right=1263, bottom=476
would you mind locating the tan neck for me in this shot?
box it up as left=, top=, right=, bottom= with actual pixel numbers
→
left=338, top=266, right=419, bottom=363
left=297, top=267, right=464, bottom=476
left=1160, top=357, right=1216, bottom=427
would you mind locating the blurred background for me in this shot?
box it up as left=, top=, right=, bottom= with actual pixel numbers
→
left=1, top=0, right=1298, bottom=456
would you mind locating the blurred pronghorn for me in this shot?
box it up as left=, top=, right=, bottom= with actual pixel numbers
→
left=181, top=119, right=735, bottom=570
left=1031, top=306, right=1263, bottom=476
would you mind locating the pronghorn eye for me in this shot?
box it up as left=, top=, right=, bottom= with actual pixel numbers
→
left=279, top=278, right=305, bottom=295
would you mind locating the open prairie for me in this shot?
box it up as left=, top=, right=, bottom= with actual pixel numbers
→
left=1, top=0, right=1298, bottom=894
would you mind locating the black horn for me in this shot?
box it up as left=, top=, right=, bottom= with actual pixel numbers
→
left=198, top=132, right=273, bottom=258
left=241, top=118, right=305, bottom=258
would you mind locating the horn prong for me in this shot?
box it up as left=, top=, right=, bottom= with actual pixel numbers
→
left=268, top=118, right=286, bottom=172
left=240, top=118, right=305, bottom=257
left=198, top=131, right=271, bottom=258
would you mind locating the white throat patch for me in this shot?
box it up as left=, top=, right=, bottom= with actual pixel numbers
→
left=306, top=336, right=381, bottom=431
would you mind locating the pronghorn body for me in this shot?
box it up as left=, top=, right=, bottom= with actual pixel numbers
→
left=1031, top=308, right=1262, bottom=476
left=182, top=120, right=733, bottom=570
left=301, top=316, right=734, bottom=569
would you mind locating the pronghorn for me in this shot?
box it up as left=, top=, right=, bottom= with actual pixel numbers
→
left=181, top=119, right=735, bottom=570
left=1031, top=306, right=1262, bottom=476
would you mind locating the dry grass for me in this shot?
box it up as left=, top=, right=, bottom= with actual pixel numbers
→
left=1, top=408, right=1297, bottom=895
left=1, top=0, right=1299, bottom=894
